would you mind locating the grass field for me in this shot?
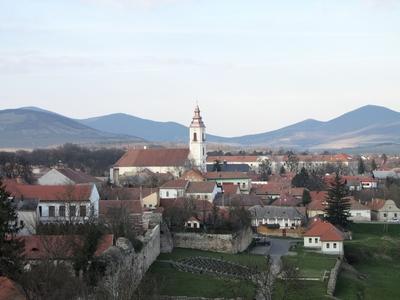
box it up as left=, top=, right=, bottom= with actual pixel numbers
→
left=283, top=247, right=337, bottom=278
left=335, top=223, right=400, bottom=300
left=141, top=248, right=261, bottom=299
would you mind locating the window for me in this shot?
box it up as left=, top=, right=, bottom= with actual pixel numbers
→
left=49, top=206, right=55, bottom=217
left=193, top=132, right=197, bottom=141
left=80, top=205, right=86, bottom=217
left=69, top=206, right=76, bottom=217
left=59, top=206, right=66, bottom=217
left=395, top=213, right=398, bottom=217
left=149, top=204, right=153, bottom=208
left=166, top=191, right=169, bottom=197
left=20, top=220, right=24, bottom=227
left=202, top=133, right=205, bottom=141
left=326, top=243, right=330, bottom=249
left=39, top=206, right=42, bottom=217
left=315, top=238, right=318, bottom=243
left=242, top=183, right=246, bottom=188
left=384, top=213, right=387, bottom=217
left=309, top=238, right=312, bottom=243
left=205, top=195, right=208, bottom=200
left=193, top=223, right=198, bottom=228
left=333, top=243, right=337, bottom=249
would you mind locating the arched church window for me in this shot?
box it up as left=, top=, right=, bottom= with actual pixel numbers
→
left=193, top=132, right=197, bottom=141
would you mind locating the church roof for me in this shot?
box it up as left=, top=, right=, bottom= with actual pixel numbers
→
left=114, top=148, right=190, bottom=167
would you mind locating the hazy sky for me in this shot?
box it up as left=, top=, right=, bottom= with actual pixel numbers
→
left=1, top=0, right=400, bottom=137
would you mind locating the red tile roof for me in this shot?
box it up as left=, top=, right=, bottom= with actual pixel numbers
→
left=114, top=148, right=190, bottom=167
left=307, top=191, right=328, bottom=211
left=5, top=183, right=93, bottom=202
left=205, top=172, right=250, bottom=180
left=304, top=219, right=344, bottom=241
left=99, top=200, right=143, bottom=215
left=54, top=168, right=101, bottom=184
left=272, top=194, right=302, bottom=207
left=20, top=234, right=113, bottom=260
left=160, top=198, right=214, bottom=212
left=181, top=169, right=205, bottom=181
left=186, top=182, right=216, bottom=194
left=102, top=187, right=157, bottom=200
left=222, top=183, right=239, bottom=196
left=160, top=179, right=189, bottom=189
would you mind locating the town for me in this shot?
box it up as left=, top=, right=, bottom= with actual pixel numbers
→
left=1, top=106, right=400, bottom=300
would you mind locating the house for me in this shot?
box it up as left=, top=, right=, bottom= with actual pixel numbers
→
left=303, top=219, right=344, bottom=255
left=307, top=192, right=371, bottom=222
left=185, top=181, right=218, bottom=202
left=101, top=187, right=159, bottom=209
left=205, top=172, right=252, bottom=193
left=159, top=179, right=189, bottom=199
left=221, top=183, right=240, bottom=196
left=185, top=216, right=201, bottom=229
left=271, top=194, right=302, bottom=207
left=369, top=199, right=400, bottom=222
left=110, top=106, right=207, bottom=184
left=348, top=198, right=371, bottom=222
left=248, top=205, right=305, bottom=229
left=11, top=198, right=38, bottom=236
left=6, top=182, right=100, bottom=223
left=38, top=168, right=101, bottom=186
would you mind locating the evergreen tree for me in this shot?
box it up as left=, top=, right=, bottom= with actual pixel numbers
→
left=0, top=180, right=24, bottom=278
left=324, top=173, right=351, bottom=228
left=358, top=157, right=366, bottom=174
left=301, top=189, right=312, bottom=206
left=292, top=167, right=309, bottom=188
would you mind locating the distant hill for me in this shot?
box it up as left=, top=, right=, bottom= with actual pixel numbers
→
left=1, top=104, right=399, bottom=150
left=221, top=105, right=400, bottom=149
left=78, top=113, right=228, bottom=143
left=0, top=108, right=144, bottom=148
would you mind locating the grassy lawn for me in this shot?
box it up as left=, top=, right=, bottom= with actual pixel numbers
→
left=274, top=280, right=330, bottom=300
left=283, top=247, right=337, bottom=278
left=146, top=261, right=256, bottom=299
left=335, top=223, right=400, bottom=300
left=159, top=247, right=268, bottom=270
left=141, top=248, right=262, bottom=299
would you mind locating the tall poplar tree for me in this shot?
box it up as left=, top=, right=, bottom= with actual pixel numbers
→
left=0, top=180, right=24, bottom=278
left=324, top=172, right=351, bottom=228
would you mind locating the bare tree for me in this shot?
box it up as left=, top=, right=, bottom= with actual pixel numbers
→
left=255, top=255, right=275, bottom=300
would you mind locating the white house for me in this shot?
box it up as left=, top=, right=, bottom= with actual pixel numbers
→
left=7, top=182, right=100, bottom=223
left=205, top=172, right=252, bottom=194
left=348, top=198, right=371, bottom=222
left=185, top=216, right=201, bottom=229
left=159, top=179, right=189, bottom=199
left=110, top=106, right=207, bottom=184
left=248, top=205, right=305, bottom=229
left=38, top=168, right=100, bottom=186
left=304, top=219, right=344, bottom=255
left=369, top=199, right=400, bottom=222
left=185, top=181, right=218, bottom=202
left=11, top=198, right=39, bottom=236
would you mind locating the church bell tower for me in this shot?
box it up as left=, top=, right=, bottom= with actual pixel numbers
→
left=189, top=105, right=207, bottom=172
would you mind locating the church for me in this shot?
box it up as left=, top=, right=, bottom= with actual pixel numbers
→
left=110, top=105, right=207, bottom=184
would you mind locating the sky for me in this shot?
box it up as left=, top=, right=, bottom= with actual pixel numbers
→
left=0, top=0, right=400, bottom=137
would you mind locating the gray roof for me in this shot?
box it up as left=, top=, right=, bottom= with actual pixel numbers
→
left=248, top=205, right=305, bottom=220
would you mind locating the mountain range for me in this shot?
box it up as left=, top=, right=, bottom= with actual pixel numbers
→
left=0, top=105, right=399, bottom=150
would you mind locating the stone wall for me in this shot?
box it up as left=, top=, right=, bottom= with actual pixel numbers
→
left=327, top=257, right=343, bottom=296
left=172, top=227, right=253, bottom=254
left=137, top=224, right=161, bottom=273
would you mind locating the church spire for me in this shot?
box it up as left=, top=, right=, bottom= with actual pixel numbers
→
left=190, top=105, right=205, bottom=128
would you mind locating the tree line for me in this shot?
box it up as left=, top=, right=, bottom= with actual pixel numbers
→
left=0, top=143, right=125, bottom=180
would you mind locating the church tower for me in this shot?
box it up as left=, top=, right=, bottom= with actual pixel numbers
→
left=189, top=105, right=207, bottom=172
